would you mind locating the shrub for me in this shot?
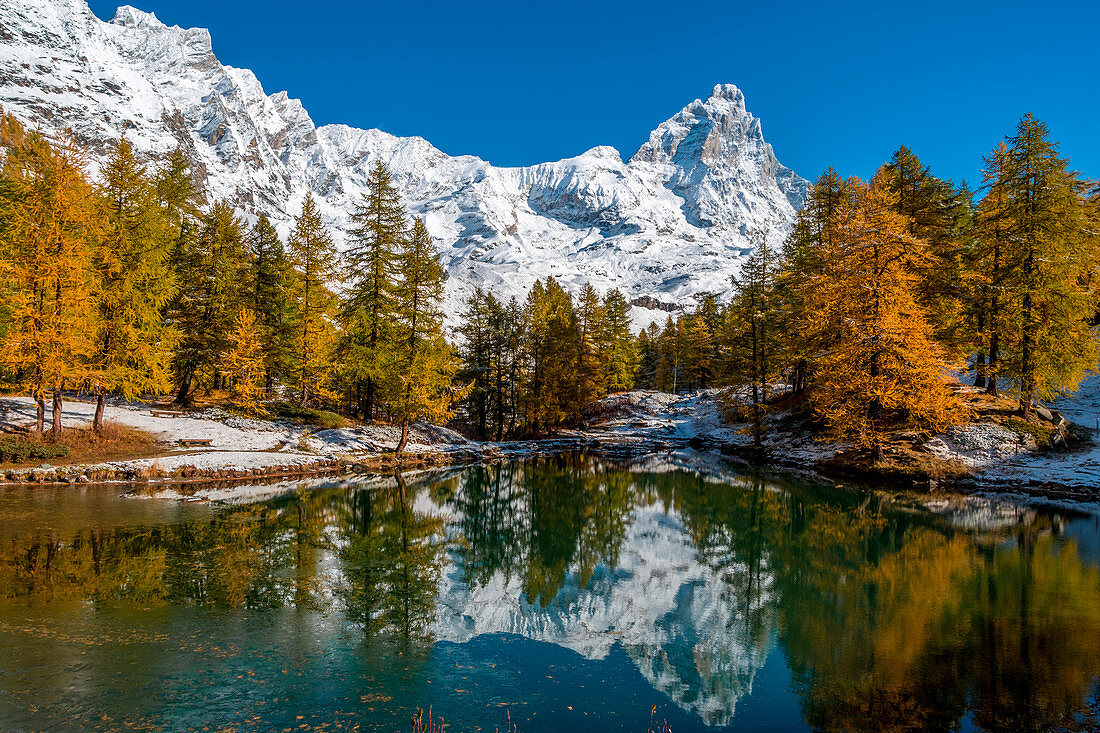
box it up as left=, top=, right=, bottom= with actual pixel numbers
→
left=1003, top=417, right=1056, bottom=448
left=0, top=437, right=70, bottom=465
left=270, top=401, right=349, bottom=429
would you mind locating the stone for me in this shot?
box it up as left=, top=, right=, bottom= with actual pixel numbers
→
left=1036, top=406, right=1054, bottom=422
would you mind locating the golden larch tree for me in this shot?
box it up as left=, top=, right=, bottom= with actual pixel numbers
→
left=0, top=115, right=99, bottom=435
left=90, top=137, right=178, bottom=430
left=806, top=174, right=962, bottom=461
left=223, top=308, right=267, bottom=415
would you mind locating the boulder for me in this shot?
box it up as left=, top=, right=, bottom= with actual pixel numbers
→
left=1036, top=406, right=1054, bottom=422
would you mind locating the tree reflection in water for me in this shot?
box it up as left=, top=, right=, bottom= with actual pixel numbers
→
left=0, top=457, right=1097, bottom=731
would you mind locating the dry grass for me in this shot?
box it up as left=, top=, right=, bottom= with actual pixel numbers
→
left=824, top=442, right=972, bottom=485
left=1, top=421, right=163, bottom=468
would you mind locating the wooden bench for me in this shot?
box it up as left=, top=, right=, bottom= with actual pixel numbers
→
left=177, top=438, right=212, bottom=447
left=152, top=410, right=186, bottom=418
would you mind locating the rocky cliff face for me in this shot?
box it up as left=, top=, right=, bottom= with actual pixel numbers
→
left=0, top=0, right=808, bottom=326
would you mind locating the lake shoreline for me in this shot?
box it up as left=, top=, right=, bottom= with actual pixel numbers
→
left=2, top=390, right=1098, bottom=506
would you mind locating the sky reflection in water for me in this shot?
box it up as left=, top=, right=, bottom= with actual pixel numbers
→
left=0, top=455, right=1098, bottom=732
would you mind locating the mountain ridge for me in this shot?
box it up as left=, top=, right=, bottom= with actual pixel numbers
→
left=0, top=0, right=808, bottom=327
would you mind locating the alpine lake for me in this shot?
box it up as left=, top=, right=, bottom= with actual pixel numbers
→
left=1, top=454, right=1098, bottom=732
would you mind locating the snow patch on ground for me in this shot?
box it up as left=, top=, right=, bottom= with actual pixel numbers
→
left=576, top=389, right=839, bottom=466
left=923, top=424, right=1026, bottom=467
left=0, top=396, right=473, bottom=475
left=971, top=375, right=1100, bottom=490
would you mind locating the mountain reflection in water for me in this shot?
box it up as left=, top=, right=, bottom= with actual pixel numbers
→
left=0, top=454, right=1097, bottom=732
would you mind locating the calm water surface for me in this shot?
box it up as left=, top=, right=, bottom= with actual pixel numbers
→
left=1, top=456, right=1098, bottom=732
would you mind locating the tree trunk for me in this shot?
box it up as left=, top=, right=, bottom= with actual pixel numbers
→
left=395, top=419, right=410, bottom=459
left=1019, top=321, right=1034, bottom=416
left=364, top=377, right=375, bottom=423
left=751, top=320, right=761, bottom=447
left=986, top=243, right=1002, bottom=397
left=35, top=394, right=45, bottom=435
left=974, top=309, right=987, bottom=388
left=986, top=331, right=1000, bottom=396
left=974, top=352, right=987, bottom=389
left=94, top=389, right=106, bottom=433
left=51, top=389, right=63, bottom=436
left=175, top=366, right=194, bottom=406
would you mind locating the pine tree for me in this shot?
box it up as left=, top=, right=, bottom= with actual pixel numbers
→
left=805, top=175, right=961, bottom=461
left=777, top=169, right=850, bottom=394
left=0, top=116, right=99, bottom=435
left=602, top=289, right=638, bottom=393
left=223, top=308, right=266, bottom=415
left=970, top=143, right=1013, bottom=395
left=390, top=218, right=459, bottom=456
left=342, top=160, right=405, bottom=420
left=575, top=283, right=606, bottom=408
left=726, top=233, right=782, bottom=445
left=457, top=287, right=492, bottom=438
left=654, top=316, right=682, bottom=393
left=524, top=278, right=580, bottom=432
left=881, top=146, right=966, bottom=345
left=287, top=193, right=338, bottom=407
left=497, top=296, right=525, bottom=438
left=683, top=312, right=715, bottom=390
left=990, top=116, right=1098, bottom=416
left=248, top=214, right=298, bottom=396
left=635, top=323, right=661, bottom=390
left=90, top=137, right=177, bottom=431
left=167, top=201, right=249, bottom=404
left=155, top=147, right=203, bottom=238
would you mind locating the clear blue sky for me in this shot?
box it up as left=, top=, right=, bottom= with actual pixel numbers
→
left=89, top=0, right=1099, bottom=186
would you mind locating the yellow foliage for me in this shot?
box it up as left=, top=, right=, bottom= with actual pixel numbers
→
left=805, top=175, right=964, bottom=456
left=224, top=309, right=267, bottom=415
left=0, top=115, right=99, bottom=413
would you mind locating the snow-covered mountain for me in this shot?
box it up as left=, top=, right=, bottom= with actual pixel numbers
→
left=425, top=492, right=778, bottom=726
left=0, top=0, right=808, bottom=327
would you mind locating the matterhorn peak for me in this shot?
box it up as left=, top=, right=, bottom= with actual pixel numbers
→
left=632, top=83, right=765, bottom=167
left=707, top=83, right=746, bottom=106
left=0, top=0, right=807, bottom=329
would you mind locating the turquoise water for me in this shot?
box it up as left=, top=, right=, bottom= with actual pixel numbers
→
left=1, top=456, right=1098, bottom=731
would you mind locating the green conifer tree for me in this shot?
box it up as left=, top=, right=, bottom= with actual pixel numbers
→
left=287, top=193, right=338, bottom=407
left=342, top=160, right=405, bottom=419
left=726, top=233, right=782, bottom=445
left=391, top=217, right=459, bottom=456
left=602, top=289, right=638, bottom=393
left=882, top=146, right=966, bottom=345
left=167, top=201, right=249, bottom=404
left=249, top=214, right=299, bottom=396
left=992, top=115, right=1099, bottom=415
left=457, top=287, right=492, bottom=438
left=90, top=137, right=177, bottom=430
left=575, top=283, right=607, bottom=408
